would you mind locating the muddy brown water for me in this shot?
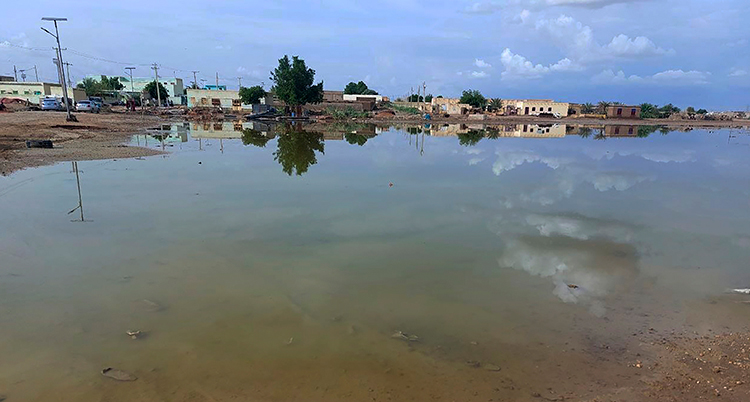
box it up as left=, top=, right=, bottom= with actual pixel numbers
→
left=0, top=123, right=749, bottom=401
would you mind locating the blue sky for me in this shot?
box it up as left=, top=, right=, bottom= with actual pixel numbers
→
left=1, top=0, right=748, bottom=110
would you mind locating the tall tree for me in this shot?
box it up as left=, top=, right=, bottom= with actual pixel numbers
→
left=76, top=77, right=102, bottom=96
left=239, top=85, right=267, bottom=105
left=460, top=90, right=487, bottom=109
left=582, top=103, right=595, bottom=114
left=144, top=81, right=169, bottom=101
left=344, top=81, right=378, bottom=95
left=100, top=75, right=124, bottom=91
left=597, top=101, right=612, bottom=114
left=270, top=55, right=324, bottom=108
left=640, top=103, right=659, bottom=118
left=273, top=125, right=325, bottom=176
left=488, top=98, right=503, bottom=112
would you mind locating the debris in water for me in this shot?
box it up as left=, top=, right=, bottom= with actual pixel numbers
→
left=389, top=182, right=394, bottom=187
left=391, top=330, right=419, bottom=342
left=286, top=337, right=294, bottom=345
left=730, top=289, right=750, bottom=294
left=101, top=367, right=137, bottom=381
left=482, top=363, right=501, bottom=372
left=466, top=360, right=481, bottom=368
left=126, top=330, right=142, bottom=340
left=567, top=284, right=579, bottom=289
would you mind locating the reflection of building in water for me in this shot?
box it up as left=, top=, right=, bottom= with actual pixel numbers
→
left=506, top=124, right=566, bottom=138
left=146, top=123, right=189, bottom=142
left=190, top=121, right=272, bottom=139
left=430, top=124, right=566, bottom=138
left=604, top=125, right=637, bottom=137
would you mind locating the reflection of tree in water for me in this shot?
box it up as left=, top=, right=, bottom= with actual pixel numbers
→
left=241, top=129, right=271, bottom=147
left=345, top=133, right=369, bottom=146
left=457, top=130, right=484, bottom=146
left=637, top=125, right=664, bottom=138
left=593, top=129, right=607, bottom=140
left=578, top=127, right=593, bottom=138
left=273, top=125, right=325, bottom=176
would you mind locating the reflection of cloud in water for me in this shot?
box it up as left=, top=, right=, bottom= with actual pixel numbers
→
left=491, top=212, right=640, bottom=317
left=490, top=149, right=653, bottom=205
left=583, top=148, right=696, bottom=164
left=525, top=213, right=634, bottom=242
left=500, top=235, right=639, bottom=317
left=468, top=157, right=485, bottom=165
left=491, top=150, right=568, bottom=175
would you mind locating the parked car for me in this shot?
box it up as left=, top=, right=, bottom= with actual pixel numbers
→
left=76, top=100, right=100, bottom=113
left=89, top=96, right=104, bottom=109
left=41, top=96, right=69, bottom=111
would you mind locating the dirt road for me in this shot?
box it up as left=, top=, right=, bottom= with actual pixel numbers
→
left=0, top=111, right=166, bottom=175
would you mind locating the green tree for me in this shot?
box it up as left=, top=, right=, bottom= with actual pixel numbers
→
left=460, top=90, right=487, bottom=109
left=144, top=81, right=168, bottom=100
left=696, top=108, right=708, bottom=114
left=344, top=81, right=378, bottom=95
left=457, top=130, right=485, bottom=147
left=100, top=75, right=124, bottom=91
left=488, top=98, right=503, bottom=112
left=345, top=133, right=370, bottom=146
left=582, top=103, right=595, bottom=114
left=407, top=94, right=424, bottom=102
left=637, top=125, right=661, bottom=137
left=578, top=127, right=593, bottom=138
left=659, top=103, right=680, bottom=117
left=686, top=106, right=696, bottom=114
left=76, top=77, right=102, bottom=96
left=424, top=94, right=433, bottom=103
left=270, top=55, right=324, bottom=108
left=239, top=85, right=267, bottom=105
left=273, top=126, right=325, bottom=176
left=640, top=103, right=660, bottom=118
left=241, top=129, right=271, bottom=147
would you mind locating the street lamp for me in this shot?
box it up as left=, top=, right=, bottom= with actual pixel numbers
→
left=41, top=17, right=76, bottom=122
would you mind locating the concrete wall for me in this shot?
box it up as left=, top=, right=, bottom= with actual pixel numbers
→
left=606, top=105, right=641, bottom=119
left=503, top=100, right=570, bottom=117
left=343, top=94, right=383, bottom=102
left=186, top=88, right=240, bottom=108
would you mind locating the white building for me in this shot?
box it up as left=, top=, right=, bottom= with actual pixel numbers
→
left=502, top=99, right=570, bottom=117
left=0, top=81, right=86, bottom=103
left=343, top=94, right=384, bottom=102
left=82, top=75, right=185, bottom=104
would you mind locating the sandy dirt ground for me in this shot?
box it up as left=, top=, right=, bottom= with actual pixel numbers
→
left=0, top=111, right=168, bottom=175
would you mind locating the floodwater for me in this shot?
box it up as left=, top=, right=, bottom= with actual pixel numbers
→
left=1, top=123, right=750, bottom=401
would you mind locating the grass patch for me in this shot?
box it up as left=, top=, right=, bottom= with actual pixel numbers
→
left=391, top=104, right=421, bottom=115
left=328, top=107, right=369, bottom=119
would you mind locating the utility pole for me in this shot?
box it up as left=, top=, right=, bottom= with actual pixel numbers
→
left=237, top=76, right=242, bottom=89
left=151, top=63, right=161, bottom=107
left=125, top=67, right=135, bottom=93
left=42, top=17, right=75, bottom=122
left=13, top=65, right=17, bottom=81
left=191, top=70, right=199, bottom=89
left=64, top=62, right=73, bottom=88
left=423, top=82, right=426, bottom=102
left=215, top=72, right=219, bottom=89
left=33, top=65, right=38, bottom=82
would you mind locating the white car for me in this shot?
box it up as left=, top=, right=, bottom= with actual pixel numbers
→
left=41, top=97, right=65, bottom=111
left=76, top=100, right=100, bottom=113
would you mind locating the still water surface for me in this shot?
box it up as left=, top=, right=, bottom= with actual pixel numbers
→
left=1, top=124, right=749, bottom=401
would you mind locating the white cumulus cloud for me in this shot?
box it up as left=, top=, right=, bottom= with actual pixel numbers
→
left=592, top=68, right=710, bottom=86
left=474, top=58, right=492, bottom=68
left=500, top=48, right=582, bottom=80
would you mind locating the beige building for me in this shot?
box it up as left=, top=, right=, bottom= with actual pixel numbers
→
left=0, top=81, right=86, bottom=103
left=431, top=98, right=471, bottom=115
left=502, top=99, right=570, bottom=117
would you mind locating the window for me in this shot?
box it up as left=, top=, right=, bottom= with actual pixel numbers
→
left=532, top=107, right=536, bottom=111
left=211, top=98, right=221, bottom=106
left=12, top=90, right=18, bottom=94
left=631, top=108, right=636, bottom=116
left=34, top=91, right=42, bottom=95
left=617, top=108, right=623, bottom=116
left=24, top=90, right=30, bottom=94
left=628, top=127, right=634, bottom=135
left=0, top=90, right=5, bottom=94
left=614, top=127, right=620, bottom=134
left=523, top=125, right=528, bottom=132
left=548, top=107, right=552, bottom=111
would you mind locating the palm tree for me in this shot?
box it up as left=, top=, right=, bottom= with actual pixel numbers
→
left=488, top=98, right=503, bottom=112
left=582, top=103, right=595, bottom=114
left=597, top=101, right=612, bottom=114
